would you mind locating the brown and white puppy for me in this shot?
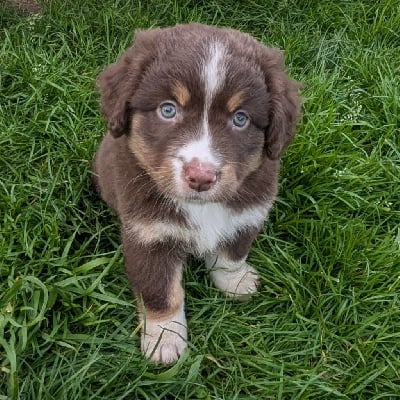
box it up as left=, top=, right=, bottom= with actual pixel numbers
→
left=93, top=23, right=301, bottom=364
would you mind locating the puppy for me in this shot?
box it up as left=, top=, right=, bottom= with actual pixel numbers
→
left=93, top=23, right=301, bottom=364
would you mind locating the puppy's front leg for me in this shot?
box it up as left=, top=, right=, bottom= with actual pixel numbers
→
left=205, top=229, right=260, bottom=298
left=122, top=227, right=187, bottom=364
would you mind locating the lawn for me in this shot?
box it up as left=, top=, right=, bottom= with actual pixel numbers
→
left=1, top=0, right=399, bottom=398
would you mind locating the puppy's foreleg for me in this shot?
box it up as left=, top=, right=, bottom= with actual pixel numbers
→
left=205, top=228, right=260, bottom=298
left=122, top=228, right=187, bottom=364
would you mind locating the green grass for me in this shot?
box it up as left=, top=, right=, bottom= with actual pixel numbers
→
left=1, top=0, right=400, bottom=398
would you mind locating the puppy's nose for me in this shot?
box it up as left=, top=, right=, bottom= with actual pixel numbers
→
left=184, top=159, right=218, bottom=192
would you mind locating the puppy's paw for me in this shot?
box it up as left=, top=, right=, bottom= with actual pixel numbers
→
left=141, top=309, right=187, bottom=364
left=210, top=262, right=259, bottom=299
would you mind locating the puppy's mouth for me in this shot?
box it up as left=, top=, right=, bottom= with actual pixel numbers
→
left=179, top=189, right=219, bottom=203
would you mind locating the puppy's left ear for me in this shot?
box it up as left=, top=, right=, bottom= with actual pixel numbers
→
left=259, top=48, right=302, bottom=160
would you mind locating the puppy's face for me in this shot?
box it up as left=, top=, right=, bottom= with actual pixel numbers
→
left=128, top=41, right=269, bottom=202
left=98, top=24, right=301, bottom=203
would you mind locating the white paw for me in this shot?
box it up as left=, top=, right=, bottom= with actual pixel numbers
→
left=210, top=261, right=259, bottom=298
left=141, top=308, right=187, bottom=364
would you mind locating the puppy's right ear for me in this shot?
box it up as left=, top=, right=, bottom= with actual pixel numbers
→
left=97, top=29, right=161, bottom=137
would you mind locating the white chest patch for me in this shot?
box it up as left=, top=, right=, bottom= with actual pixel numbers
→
left=125, top=202, right=272, bottom=255
left=179, top=201, right=271, bottom=254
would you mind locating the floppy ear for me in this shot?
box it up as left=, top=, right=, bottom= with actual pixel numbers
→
left=97, top=29, right=161, bottom=137
left=259, top=48, right=302, bottom=160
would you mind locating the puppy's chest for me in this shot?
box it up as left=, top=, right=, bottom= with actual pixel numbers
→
left=179, top=202, right=269, bottom=254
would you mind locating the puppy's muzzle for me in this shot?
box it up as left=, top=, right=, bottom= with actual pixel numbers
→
left=183, top=158, right=218, bottom=192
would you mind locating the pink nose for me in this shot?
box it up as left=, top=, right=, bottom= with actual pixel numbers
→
left=184, top=159, right=218, bottom=192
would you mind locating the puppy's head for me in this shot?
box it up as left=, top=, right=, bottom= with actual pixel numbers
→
left=98, top=24, right=301, bottom=202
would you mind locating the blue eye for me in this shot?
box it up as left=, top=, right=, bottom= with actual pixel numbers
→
left=159, top=102, right=177, bottom=119
left=232, top=111, right=249, bottom=128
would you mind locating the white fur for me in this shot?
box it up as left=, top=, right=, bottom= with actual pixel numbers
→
left=201, top=41, right=226, bottom=162
left=176, top=133, right=220, bottom=167
left=205, top=253, right=259, bottom=297
left=172, top=134, right=219, bottom=193
left=180, top=201, right=271, bottom=254
left=126, top=201, right=272, bottom=254
left=141, top=305, right=187, bottom=364
left=202, top=41, right=226, bottom=104
left=172, top=41, right=227, bottom=186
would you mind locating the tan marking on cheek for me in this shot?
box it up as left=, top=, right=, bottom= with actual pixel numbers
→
left=172, top=82, right=191, bottom=107
left=129, top=130, right=177, bottom=195
left=128, top=133, right=150, bottom=167
left=219, top=164, right=240, bottom=192
left=128, top=114, right=154, bottom=167
left=219, top=151, right=263, bottom=192
left=152, top=160, right=177, bottom=192
left=131, top=113, right=143, bottom=133
left=247, top=152, right=263, bottom=172
left=226, top=91, right=244, bottom=113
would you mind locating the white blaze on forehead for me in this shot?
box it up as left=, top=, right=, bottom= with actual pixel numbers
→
left=173, top=41, right=227, bottom=180
left=202, top=40, right=227, bottom=105
left=179, top=40, right=227, bottom=167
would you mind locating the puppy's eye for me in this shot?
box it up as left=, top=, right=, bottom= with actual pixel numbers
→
left=232, top=111, right=249, bottom=128
left=159, top=102, right=177, bottom=119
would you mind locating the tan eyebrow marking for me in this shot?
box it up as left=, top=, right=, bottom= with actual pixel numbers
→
left=172, top=81, right=191, bottom=107
left=226, top=91, right=244, bottom=113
